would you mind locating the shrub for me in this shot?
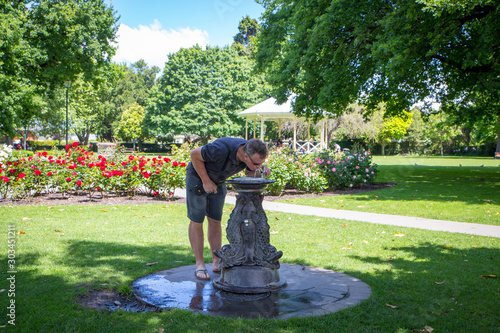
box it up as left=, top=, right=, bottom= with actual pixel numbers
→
left=315, top=149, right=378, bottom=189
left=0, top=142, right=189, bottom=200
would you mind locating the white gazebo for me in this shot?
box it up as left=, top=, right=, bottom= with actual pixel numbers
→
left=238, top=96, right=328, bottom=153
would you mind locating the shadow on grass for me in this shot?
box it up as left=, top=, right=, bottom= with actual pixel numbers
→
left=284, top=241, right=499, bottom=331
left=0, top=240, right=262, bottom=332
left=1, top=235, right=498, bottom=332
left=351, top=165, right=500, bottom=206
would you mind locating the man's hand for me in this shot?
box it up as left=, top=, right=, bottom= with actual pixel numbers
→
left=261, top=164, right=271, bottom=177
left=203, top=181, right=217, bottom=194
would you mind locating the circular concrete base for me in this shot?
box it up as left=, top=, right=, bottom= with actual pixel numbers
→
left=132, top=263, right=371, bottom=319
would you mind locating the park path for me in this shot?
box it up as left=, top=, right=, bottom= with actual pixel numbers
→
left=175, top=189, right=500, bottom=238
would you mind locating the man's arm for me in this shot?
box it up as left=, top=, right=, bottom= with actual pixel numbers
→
left=190, top=147, right=217, bottom=193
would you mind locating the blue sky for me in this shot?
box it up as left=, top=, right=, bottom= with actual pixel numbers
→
left=107, top=0, right=265, bottom=70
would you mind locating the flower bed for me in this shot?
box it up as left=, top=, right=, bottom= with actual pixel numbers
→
left=244, top=147, right=378, bottom=196
left=0, top=142, right=188, bottom=200
left=0, top=143, right=379, bottom=201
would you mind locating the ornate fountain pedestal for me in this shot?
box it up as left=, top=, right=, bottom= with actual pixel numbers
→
left=213, top=177, right=287, bottom=294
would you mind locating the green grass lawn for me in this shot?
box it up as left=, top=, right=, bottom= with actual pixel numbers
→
left=1, top=202, right=498, bottom=332
left=277, top=156, right=500, bottom=226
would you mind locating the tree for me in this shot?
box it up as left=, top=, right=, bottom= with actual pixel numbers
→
left=0, top=0, right=118, bottom=138
left=424, top=113, right=461, bottom=157
left=145, top=46, right=268, bottom=144
left=333, top=104, right=381, bottom=144
left=255, top=0, right=500, bottom=153
left=377, top=111, right=413, bottom=156
left=115, top=103, right=147, bottom=150
left=231, top=16, right=261, bottom=56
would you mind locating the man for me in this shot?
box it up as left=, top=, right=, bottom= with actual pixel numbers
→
left=186, top=138, right=270, bottom=280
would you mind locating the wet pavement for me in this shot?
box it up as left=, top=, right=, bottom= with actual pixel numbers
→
left=132, top=263, right=371, bottom=319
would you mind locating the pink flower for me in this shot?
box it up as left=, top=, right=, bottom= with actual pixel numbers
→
left=153, top=191, right=159, bottom=196
left=332, top=168, right=336, bottom=172
left=356, top=166, right=359, bottom=169
left=18, top=173, right=25, bottom=178
left=353, top=176, right=357, bottom=179
left=327, top=160, right=331, bottom=164
left=66, top=177, right=72, bottom=182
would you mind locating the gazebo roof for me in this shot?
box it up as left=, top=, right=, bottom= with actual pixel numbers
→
left=238, top=96, right=297, bottom=122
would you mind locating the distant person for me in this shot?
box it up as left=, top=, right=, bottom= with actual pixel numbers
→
left=276, top=136, right=283, bottom=148
left=186, top=138, right=271, bottom=280
left=334, top=143, right=341, bottom=153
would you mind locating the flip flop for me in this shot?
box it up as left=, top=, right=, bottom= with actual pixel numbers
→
left=195, top=269, right=210, bottom=280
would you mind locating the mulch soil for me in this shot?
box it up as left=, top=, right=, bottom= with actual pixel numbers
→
left=0, top=182, right=396, bottom=206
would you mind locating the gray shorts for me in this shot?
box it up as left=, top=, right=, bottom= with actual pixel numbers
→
left=186, top=173, right=227, bottom=223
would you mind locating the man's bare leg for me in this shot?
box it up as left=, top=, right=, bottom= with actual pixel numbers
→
left=188, top=220, right=210, bottom=279
left=207, top=217, right=222, bottom=272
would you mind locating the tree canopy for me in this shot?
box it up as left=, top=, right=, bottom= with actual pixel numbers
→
left=255, top=0, right=500, bottom=151
left=145, top=46, right=268, bottom=143
left=0, top=0, right=118, bottom=138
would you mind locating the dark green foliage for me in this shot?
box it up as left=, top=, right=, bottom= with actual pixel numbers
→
left=255, top=0, right=500, bottom=150
left=145, top=46, right=268, bottom=143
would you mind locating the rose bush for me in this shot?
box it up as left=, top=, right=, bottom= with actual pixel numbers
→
left=0, top=142, right=189, bottom=200
left=315, top=149, right=378, bottom=189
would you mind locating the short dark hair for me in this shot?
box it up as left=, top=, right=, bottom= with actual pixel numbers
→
left=243, top=139, right=267, bottom=159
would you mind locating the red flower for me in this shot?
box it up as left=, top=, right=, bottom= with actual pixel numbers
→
left=180, top=162, right=186, bottom=167
left=132, top=166, right=138, bottom=171
left=153, top=191, right=159, bottom=196
left=18, top=173, right=26, bottom=178
left=72, top=141, right=79, bottom=147
left=34, top=170, right=42, bottom=176
left=66, top=177, right=72, bottom=182
left=142, top=171, right=151, bottom=178
left=9, top=169, right=15, bottom=174
left=128, top=155, right=134, bottom=161
left=155, top=169, right=161, bottom=174
left=65, top=144, right=71, bottom=151
left=76, top=180, right=82, bottom=186
left=121, top=161, right=127, bottom=166
left=173, top=161, right=179, bottom=167
left=1, top=177, right=9, bottom=183
left=47, top=171, right=53, bottom=176
left=163, top=157, right=171, bottom=163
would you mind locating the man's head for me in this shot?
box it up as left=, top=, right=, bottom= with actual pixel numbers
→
left=243, top=139, right=267, bottom=170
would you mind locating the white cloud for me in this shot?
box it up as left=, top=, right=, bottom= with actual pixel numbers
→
left=113, top=20, right=210, bottom=70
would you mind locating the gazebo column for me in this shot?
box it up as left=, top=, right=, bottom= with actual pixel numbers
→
left=245, top=119, right=248, bottom=140
left=293, top=116, right=297, bottom=150
left=320, top=118, right=324, bottom=150
left=278, top=119, right=282, bottom=138
left=253, top=120, right=257, bottom=139
left=260, top=116, right=264, bottom=142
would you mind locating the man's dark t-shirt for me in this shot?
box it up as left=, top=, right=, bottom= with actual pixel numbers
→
left=186, top=137, right=248, bottom=186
